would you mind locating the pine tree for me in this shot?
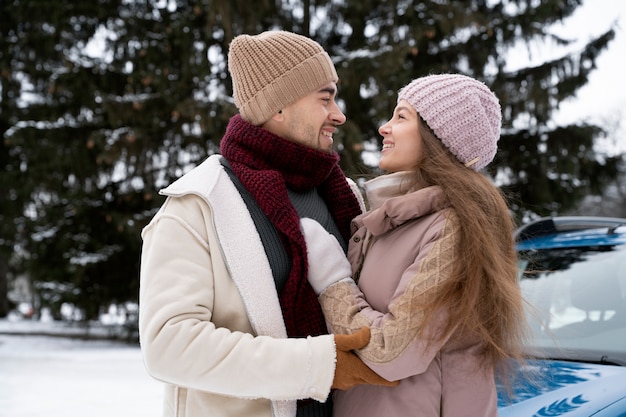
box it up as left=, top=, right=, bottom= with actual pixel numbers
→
left=312, top=0, right=620, bottom=219
left=1, top=0, right=620, bottom=317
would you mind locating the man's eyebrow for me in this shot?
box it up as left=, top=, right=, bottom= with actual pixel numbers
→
left=318, top=86, right=337, bottom=95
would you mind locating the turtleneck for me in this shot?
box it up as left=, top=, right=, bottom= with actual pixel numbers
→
left=357, top=171, right=448, bottom=237
left=364, top=171, right=414, bottom=210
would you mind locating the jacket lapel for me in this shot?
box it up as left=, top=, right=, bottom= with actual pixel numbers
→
left=161, top=155, right=287, bottom=339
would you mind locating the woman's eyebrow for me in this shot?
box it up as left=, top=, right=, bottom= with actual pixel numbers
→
left=395, top=105, right=412, bottom=113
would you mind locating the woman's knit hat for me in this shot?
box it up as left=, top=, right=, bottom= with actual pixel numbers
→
left=228, top=31, right=338, bottom=126
left=398, top=74, right=502, bottom=171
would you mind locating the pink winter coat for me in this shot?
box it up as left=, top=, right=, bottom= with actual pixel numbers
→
left=319, top=172, right=498, bottom=417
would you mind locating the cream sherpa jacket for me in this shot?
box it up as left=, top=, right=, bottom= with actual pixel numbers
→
left=139, top=154, right=363, bottom=417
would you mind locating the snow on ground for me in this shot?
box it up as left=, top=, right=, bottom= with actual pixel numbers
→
left=0, top=319, right=163, bottom=417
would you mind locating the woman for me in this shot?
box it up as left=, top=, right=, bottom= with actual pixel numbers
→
left=301, top=74, right=528, bottom=416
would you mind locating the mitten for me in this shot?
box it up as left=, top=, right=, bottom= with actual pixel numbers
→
left=332, top=327, right=399, bottom=390
left=300, top=218, right=352, bottom=295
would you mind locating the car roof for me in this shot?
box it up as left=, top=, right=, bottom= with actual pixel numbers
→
left=515, top=216, right=626, bottom=251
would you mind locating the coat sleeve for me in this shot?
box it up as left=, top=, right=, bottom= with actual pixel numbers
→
left=319, top=214, right=458, bottom=382
left=139, top=195, right=335, bottom=402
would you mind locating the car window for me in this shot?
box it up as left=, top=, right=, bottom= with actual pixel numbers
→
left=518, top=244, right=626, bottom=363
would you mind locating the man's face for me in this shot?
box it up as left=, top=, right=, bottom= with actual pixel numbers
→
left=268, top=82, right=346, bottom=152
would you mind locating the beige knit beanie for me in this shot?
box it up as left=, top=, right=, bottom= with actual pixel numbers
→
left=228, top=31, right=338, bottom=125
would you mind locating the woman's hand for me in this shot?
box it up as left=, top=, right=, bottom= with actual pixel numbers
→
left=300, top=218, right=352, bottom=295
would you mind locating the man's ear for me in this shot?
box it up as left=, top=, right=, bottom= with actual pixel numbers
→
left=270, top=109, right=284, bottom=121
left=261, top=111, right=284, bottom=133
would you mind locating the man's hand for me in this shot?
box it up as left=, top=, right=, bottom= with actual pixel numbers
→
left=332, top=327, right=399, bottom=390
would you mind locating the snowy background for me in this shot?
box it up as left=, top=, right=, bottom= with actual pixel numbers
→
left=0, top=319, right=162, bottom=417
left=1, top=2, right=624, bottom=416
left=548, top=0, right=626, bottom=153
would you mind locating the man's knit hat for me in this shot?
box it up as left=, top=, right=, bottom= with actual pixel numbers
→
left=398, top=74, right=502, bottom=171
left=228, top=31, right=338, bottom=126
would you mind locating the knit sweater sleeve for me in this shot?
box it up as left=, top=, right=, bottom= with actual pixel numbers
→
left=319, top=213, right=459, bottom=381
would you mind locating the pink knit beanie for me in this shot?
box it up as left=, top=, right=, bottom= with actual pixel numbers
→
left=398, top=74, right=502, bottom=171
left=228, top=31, right=338, bottom=125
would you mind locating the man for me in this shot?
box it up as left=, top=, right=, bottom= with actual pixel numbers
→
left=139, top=31, right=395, bottom=417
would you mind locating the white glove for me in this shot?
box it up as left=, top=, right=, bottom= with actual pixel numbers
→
left=300, top=218, right=352, bottom=295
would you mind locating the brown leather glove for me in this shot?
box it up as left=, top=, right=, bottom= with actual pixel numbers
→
left=332, top=327, right=399, bottom=390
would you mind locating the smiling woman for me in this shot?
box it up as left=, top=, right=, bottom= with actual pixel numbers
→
left=300, top=73, right=529, bottom=417
left=377, top=101, right=423, bottom=172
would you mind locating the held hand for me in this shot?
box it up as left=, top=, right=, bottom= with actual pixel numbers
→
left=300, top=218, right=352, bottom=295
left=332, top=327, right=399, bottom=390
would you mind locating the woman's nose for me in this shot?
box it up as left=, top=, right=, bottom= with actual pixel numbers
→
left=379, top=121, right=391, bottom=136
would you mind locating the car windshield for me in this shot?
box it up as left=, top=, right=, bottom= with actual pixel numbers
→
left=518, top=243, right=626, bottom=365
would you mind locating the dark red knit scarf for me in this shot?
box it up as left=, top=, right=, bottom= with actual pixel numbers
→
left=220, top=114, right=361, bottom=338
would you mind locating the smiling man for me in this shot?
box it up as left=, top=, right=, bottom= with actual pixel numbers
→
left=138, top=30, right=396, bottom=417
left=264, top=83, right=345, bottom=152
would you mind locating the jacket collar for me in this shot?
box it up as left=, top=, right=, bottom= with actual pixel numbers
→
left=359, top=172, right=448, bottom=236
left=159, top=155, right=288, bottom=339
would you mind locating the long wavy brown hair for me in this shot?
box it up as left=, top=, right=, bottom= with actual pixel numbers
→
left=404, top=116, right=529, bottom=386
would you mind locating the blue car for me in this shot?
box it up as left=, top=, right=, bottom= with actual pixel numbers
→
left=497, top=216, right=626, bottom=416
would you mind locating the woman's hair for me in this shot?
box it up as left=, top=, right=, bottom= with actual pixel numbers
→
left=406, top=116, right=529, bottom=383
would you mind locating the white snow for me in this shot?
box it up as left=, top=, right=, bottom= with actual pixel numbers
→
left=0, top=319, right=163, bottom=417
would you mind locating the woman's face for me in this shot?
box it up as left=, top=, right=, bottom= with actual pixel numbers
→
left=378, top=99, right=424, bottom=173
